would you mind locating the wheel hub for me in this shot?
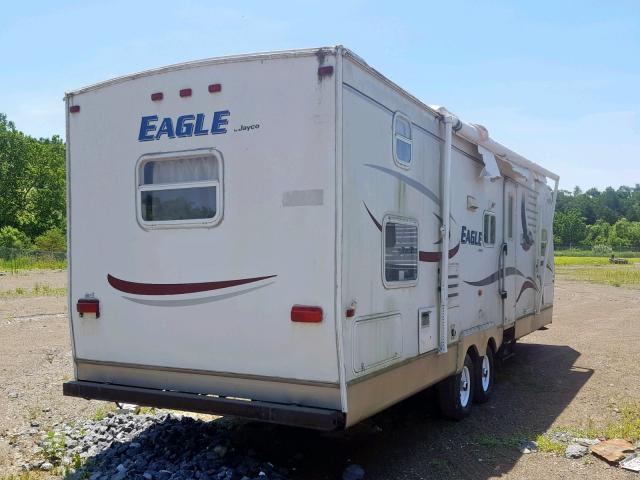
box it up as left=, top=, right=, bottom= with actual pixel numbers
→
left=481, top=356, right=491, bottom=391
left=459, top=366, right=471, bottom=407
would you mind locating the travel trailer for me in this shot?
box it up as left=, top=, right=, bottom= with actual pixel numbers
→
left=63, top=46, right=559, bottom=430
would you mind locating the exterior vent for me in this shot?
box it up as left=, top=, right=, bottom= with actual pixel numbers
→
left=448, top=263, right=460, bottom=308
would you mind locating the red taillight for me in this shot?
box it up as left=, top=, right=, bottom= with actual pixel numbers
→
left=69, top=105, right=80, bottom=113
left=318, top=65, right=334, bottom=77
left=291, top=305, right=323, bottom=323
left=77, top=298, right=100, bottom=318
left=151, top=92, right=163, bottom=101
left=208, top=83, right=222, bottom=93
left=346, top=308, right=355, bottom=318
left=179, top=88, right=192, bottom=97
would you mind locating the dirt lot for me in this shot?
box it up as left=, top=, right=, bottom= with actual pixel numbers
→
left=0, top=270, right=638, bottom=479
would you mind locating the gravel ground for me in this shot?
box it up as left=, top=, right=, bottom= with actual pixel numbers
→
left=0, top=270, right=639, bottom=479
left=35, top=410, right=291, bottom=480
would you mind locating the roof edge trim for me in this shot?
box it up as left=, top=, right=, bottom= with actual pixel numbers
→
left=65, top=46, right=341, bottom=97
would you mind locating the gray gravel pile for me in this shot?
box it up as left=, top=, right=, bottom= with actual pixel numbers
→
left=39, top=411, right=290, bottom=480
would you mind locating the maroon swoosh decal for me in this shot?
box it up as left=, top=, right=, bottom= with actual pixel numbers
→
left=107, top=274, right=277, bottom=296
left=419, top=242, right=460, bottom=262
left=465, top=267, right=526, bottom=287
left=516, top=279, right=538, bottom=303
left=363, top=201, right=382, bottom=231
left=363, top=202, right=460, bottom=263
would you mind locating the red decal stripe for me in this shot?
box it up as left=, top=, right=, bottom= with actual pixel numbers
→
left=516, top=280, right=538, bottom=303
left=107, top=274, right=276, bottom=296
left=363, top=201, right=460, bottom=263
left=419, top=242, right=460, bottom=263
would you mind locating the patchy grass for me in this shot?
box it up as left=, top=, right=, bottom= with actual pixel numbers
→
left=555, top=403, right=640, bottom=444
left=37, top=432, right=87, bottom=477
left=472, top=433, right=565, bottom=455
left=555, top=254, right=640, bottom=287
left=41, top=430, right=65, bottom=465
left=556, top=264, right=640, bottom=287
left=92, top=408, right=107, bottom=422
left=534, top=435, right=566, bottom=454
left=92, top=404, right=116, bottom=421
left=556, top=249, right=640, bottom=258
left=59, top=453, right=85, bottom=477
left=136, top=406, right=157, bottom=415
left=589, top=403, right=640, bottom=442
left=0, top=257, right=66, bottom=273
left=556, top=256, right=610, bottom=266
left=0, top=473, right=42, bottom=480
left=0, top=283, right=66, bottom=298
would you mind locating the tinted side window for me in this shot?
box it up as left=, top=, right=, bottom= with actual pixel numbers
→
left=384, top=218, right=418, bottom=284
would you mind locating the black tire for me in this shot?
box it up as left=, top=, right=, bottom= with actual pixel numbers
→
left=437, top=353, right=474, bottom=420
left=473, top=345, right=495, bottom=404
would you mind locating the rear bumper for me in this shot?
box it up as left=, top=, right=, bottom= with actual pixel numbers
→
left=63, top=380, right=344, bottom=431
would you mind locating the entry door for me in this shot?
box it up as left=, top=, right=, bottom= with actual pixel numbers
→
left=502, top=180, right=517, bottom=325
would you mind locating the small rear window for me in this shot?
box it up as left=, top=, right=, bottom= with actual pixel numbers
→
left=393, top=112, right=412, bottom=168
left=137, top=151, right=222, bottom=228
left=483, top=211, right=496, bottom=246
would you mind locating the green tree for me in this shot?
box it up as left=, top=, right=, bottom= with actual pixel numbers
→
left=0, top=114, right=66, bottom=237
left=628, top=222, right=640, bottom=248
left=553, top=184, right=640, bottom=241
left=553, top=209, right=587, bottom=247
left=0, top=114, right=33, bottom=228
left=0, top=226, right=31, bottom=250
left=34, top=227, right=66, bottom=252
left=608, top=218, right=638, bottom=249
left=19, top=135, right=66, bottom=237
left=585, top=219, right=611, bottom=246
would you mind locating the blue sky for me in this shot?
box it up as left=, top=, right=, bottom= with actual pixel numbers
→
left=2, top=0, right=639, bottom=190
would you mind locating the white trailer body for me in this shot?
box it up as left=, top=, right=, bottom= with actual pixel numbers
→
left=64, top=47, right=559, bottom=429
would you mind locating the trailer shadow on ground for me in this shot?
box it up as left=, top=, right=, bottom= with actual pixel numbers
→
left=232, top=342, right=592, bottom=480
left=68, top=342, right=590, bottom=480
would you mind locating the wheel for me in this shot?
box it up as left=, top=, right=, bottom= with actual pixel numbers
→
left=437, top=353, right=474, bottom=420
left=473, top=345, right=495, bottom=403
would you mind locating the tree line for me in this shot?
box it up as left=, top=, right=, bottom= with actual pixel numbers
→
left=0, top=114, right=66, bottom=252
left=554, top=186, right=640, bottom=249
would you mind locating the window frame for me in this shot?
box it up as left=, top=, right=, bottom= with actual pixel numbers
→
left=507, top=194, right=514, bottom=240
left=482, top=210, right=496, bottom=247
left=135, top=148, right=224, bottom=230
left=392, top=112, right=413, bottom=169
left=540, top=228, right=548, bottom=257
left=381, top=214, right=419, bottom=289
